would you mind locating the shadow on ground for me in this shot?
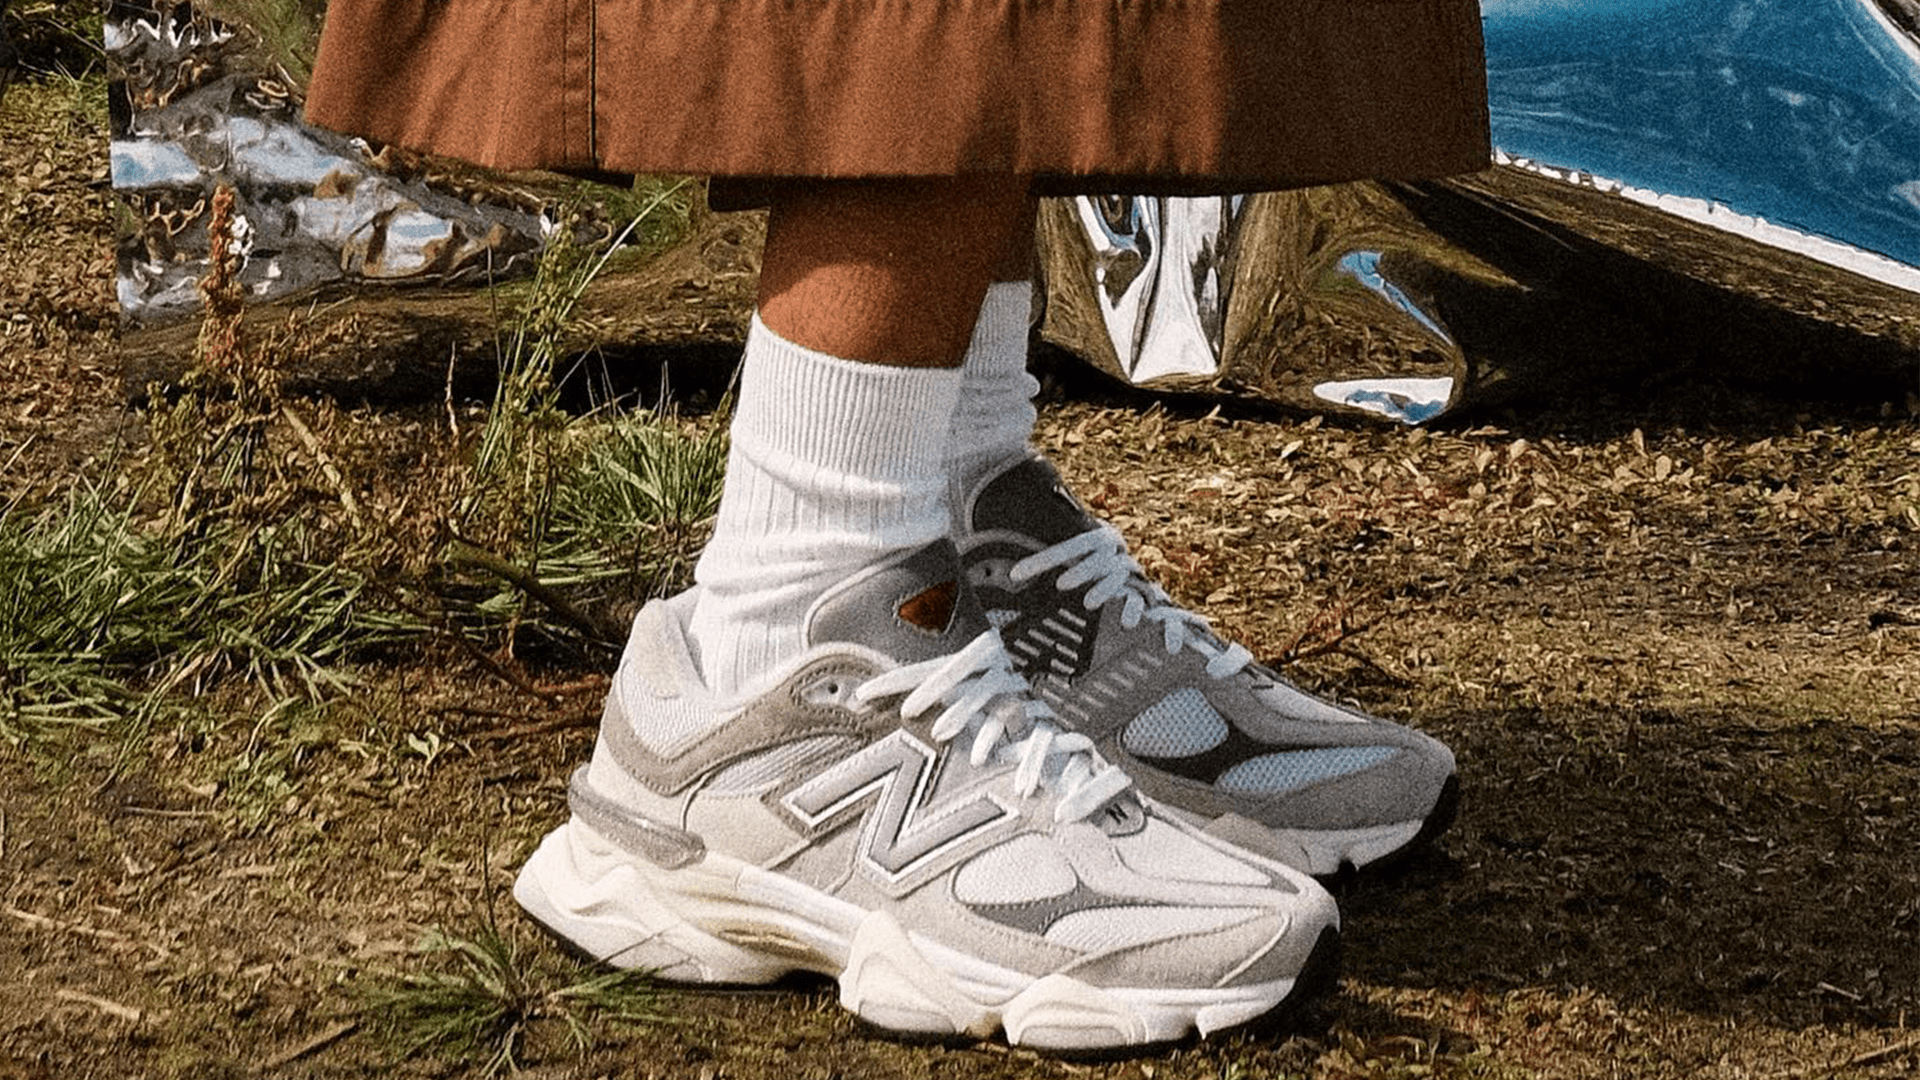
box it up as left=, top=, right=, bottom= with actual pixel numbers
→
left=1340, top=702, right=1920, bottom=1031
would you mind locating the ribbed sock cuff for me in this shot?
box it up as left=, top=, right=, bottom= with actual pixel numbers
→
left=950, top=281, right=1039, bottom=505
left=960, top=281, right=1036, bottom=383
left=733, top=314, right=964, bottom=487
left=688, top=315, right=963, bottom=696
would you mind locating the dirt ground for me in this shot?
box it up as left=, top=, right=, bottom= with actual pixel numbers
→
left=5, top=76, right=1920, bottom=1080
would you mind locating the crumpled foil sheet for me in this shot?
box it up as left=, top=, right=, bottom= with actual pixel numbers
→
left=108, top=0, right=548, bottom=326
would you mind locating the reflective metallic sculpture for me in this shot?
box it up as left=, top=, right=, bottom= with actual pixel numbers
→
left=112, top=0, right=1920, bottom=418
left=107, top=0, right=550, bottom=325
left=1039, top=0, right=1920, bottom=421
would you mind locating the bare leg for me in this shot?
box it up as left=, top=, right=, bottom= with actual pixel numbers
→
left=757, top=177, right=1034, bottom=368
left=989, top=194, right=1040, bottom=286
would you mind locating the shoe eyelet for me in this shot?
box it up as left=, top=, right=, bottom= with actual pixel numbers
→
left=802, top=676, right=854, bottom=709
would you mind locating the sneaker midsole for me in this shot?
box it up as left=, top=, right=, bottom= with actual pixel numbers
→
left=513, top=816, right=1311, bottom=1045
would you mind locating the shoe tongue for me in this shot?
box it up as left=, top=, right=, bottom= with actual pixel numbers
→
left=805, top=540, right=993, bottom=665
left=968, top=456, right=1097, bottom=547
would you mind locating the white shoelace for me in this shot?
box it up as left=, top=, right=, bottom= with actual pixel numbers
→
left=1009, top=524, right=1255, bottom=681
left=849, top=630, right=1132, bottom=823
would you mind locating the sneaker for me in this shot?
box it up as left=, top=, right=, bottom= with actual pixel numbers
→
left=514, top=540, right=1341, bottom=1052
left=956, top=455, right=1459, bottom=877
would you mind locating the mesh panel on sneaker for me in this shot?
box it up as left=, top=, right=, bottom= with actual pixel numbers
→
left=953, top=833, right=1078, bottom=904
left=960, top=454, right=1460, bottom=874
left=1217, top=748, right=1397, bottom=797
left=1122, top=688, right=1230, bottom=758
left=1045, top=905, right=1261, bottom=953
left=706, top=735, right=860, bottom=792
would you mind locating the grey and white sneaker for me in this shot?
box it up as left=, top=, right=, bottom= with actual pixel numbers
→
left=514, top=540, right=1341, bottom=1052
left=957, top=455, right=1459, bottom=877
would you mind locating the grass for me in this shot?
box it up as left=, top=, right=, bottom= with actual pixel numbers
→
left=454, top=405, right=727, bottom=646
left=549, top=408, right=725, bottom=586
left=0, top=69, right=713, bottom=1065
left=0, top=477, right=415, bottom=743
left=451, top=182, right=725, bottom=653
left=467, top=182, right=696, bottom=507
left=15, top=59, right=108, bottom=134
left=361, top=899, right=670, bottom=1075
left=200, top=0, right=327, bottom=87
left=7, top=1, right=106, bottom=81
left=0, top=189, right=425, bottom=749
left=213, top=696, right=339, bottom=831
left=577, top=174, right=706, bottom=261
left=2, top=177, right=721, bottom=764
left=0, top=165, right=717, bottom=1067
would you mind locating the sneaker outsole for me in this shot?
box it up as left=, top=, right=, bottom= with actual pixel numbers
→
left=513, top=818, right=1340, bottom=1054
left=1042, top=924, right=1343, bottom=1063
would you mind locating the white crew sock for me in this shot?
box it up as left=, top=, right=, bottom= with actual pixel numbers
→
left=947, top=280, right=1040, bottom=516
left=687, top=314, right=962, bottom=698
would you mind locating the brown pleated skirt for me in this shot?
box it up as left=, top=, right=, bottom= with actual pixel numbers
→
left=305, top=0, right=1490, bottom=196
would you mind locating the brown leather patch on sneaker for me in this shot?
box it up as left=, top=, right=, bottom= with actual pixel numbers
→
left=897, top=580, right=958, bottom=634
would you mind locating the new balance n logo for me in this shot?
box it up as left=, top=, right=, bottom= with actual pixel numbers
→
left=782, top=730, right=1015, bottom=883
